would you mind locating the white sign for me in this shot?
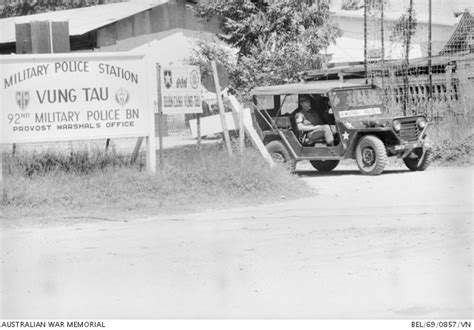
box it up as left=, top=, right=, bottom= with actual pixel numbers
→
left=160, top=66, right=202, bottom=114
left=339, top=107, right=382, bottom=118
left=0, top=53, right=151, bottom=144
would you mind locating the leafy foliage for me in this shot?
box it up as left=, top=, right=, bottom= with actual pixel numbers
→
left=341, top=0, right=363, bottom=10
left=342, top=0, right=389, bottom=11
left=0, top=0, right=110, bottom=18
left=390, top=5, right=418, bottom=59
left=432, top=134, right=473, bottom=164
left=187, top=39, right=237, bottom=92
left=191, top=0, right=341, bottom=94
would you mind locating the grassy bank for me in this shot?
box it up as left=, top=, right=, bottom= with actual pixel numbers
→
left=1, top=144, right=310, bottom=223
left=429, top=120, right=473, bottom=165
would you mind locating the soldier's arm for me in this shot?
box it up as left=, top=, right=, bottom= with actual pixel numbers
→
left=296, top=113, right=317, bottom=132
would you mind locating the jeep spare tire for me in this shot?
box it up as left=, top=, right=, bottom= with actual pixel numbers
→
left=403, top=147, right=432, bottom=171
left=266, top=140, right=296, bottom=171
left=355, top=135, right=387, bottom=175
left=310, top=160, right=339, bottom=172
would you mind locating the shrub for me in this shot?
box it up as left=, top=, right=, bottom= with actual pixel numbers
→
left=429, top=119, right=473, bottom=164
left=431, top=134, right=473, bottom=163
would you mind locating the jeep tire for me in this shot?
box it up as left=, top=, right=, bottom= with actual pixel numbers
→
left=403, top=147, right=432, bottom=171
left=266, top=140, right=296, bottom=172
left=310, top=160, right=339, bottom=172
left=355, top=135, right=387, bottom=175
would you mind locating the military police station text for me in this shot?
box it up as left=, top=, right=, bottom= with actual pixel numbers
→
left=3, top=61, right=138, bottom=90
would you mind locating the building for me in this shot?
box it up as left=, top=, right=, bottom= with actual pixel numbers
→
left=0, top=0, right=220, bottom=54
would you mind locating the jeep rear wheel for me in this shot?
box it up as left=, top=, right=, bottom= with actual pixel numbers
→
left=403, top=147, right=432, bottom=171
left=310, top=160, right=339, bottom=172
left=266, top=140, right=296, bottom=172
left=355, top=135, right=387, bottom=175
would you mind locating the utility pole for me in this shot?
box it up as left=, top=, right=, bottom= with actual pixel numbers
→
left=381, top=0, right=384, bottom=63
left=381, top=0, right=385, bottom=88
left=364, top=0, right=368, bottom=84
left=428, top=0, right=433, bottom=117
left=403, top=0, right=414, bottom=115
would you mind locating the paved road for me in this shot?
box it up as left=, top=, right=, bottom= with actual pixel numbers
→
left=1, top=166, right=472, bottom=319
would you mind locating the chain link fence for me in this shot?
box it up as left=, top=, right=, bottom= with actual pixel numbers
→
left=365, top=0, right=473, bottom=122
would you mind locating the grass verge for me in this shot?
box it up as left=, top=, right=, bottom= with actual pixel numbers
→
left=1, top=144, right=310, bottom=224
left=429, top=120, right=473, bottom=165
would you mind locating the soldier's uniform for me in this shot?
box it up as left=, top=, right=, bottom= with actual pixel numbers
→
left=295, top=106, right=334, bottom=145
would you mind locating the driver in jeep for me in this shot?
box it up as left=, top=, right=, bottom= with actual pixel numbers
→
left=295, top=94, right=335, bottom=146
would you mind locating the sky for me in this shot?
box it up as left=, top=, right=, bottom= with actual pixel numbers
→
left=330, top=0, right=472, bottom=25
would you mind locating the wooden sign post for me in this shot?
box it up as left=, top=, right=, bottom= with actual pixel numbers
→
left=156, top=64, right=164, bottom=170
left=228, top=93, right=245, bottom=155
left=211, top=61, right=233, bottom=156
left=226, top=95, right=275, bottom=168
left=196, top=114, right=202, bottom=149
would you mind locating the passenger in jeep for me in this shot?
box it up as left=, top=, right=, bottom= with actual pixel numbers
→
left=295, top=94, right=334, bottom=146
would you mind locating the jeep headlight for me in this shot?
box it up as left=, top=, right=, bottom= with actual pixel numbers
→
left=416, top=117, right=427, bottom=129
left=392, top=119, right=401, bottom=132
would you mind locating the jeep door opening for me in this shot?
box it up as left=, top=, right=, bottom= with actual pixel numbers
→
left=251, top=80, right=432, bottom=175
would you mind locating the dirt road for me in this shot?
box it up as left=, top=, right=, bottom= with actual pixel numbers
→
left=1, top=166, right=472, bottom=319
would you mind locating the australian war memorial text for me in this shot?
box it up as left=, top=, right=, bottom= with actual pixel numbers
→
left=0, top=321, right=106, bottom=328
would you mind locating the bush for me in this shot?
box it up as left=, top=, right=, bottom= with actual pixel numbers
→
left=429, top=119, right=473, bottom=164
left=431, top=134, right=473, bottom=163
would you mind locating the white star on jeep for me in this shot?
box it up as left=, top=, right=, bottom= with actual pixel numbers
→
left=345, top=122, right=353, bottom=128
left=342, top=131, right=350, bottom=140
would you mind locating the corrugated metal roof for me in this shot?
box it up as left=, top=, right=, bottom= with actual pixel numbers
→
left=251, top=79, right=369, bottom=96
left=439, top=11, right=474, bottom=55
left=0, top=0, right=168, bottom=44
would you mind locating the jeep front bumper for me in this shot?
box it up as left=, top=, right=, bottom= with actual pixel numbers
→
left=388, top=139, right=433, bottom=158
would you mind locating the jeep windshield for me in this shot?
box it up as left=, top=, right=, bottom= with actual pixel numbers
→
left=328, top=87, right=385, bottom=119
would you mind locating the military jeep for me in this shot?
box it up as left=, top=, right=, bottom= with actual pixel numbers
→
left=251, top=80, right=432, bottom=175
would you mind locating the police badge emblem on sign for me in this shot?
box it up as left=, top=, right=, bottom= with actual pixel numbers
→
left=16, top=91, right=30, bottom=110
left=190, top=69, right=199, bottom=89
left=164, top=70, right=172, bottom=89
left=115, top=88, right=129, bottom=106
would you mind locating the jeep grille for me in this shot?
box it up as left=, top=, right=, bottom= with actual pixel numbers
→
left=398, top=119, right=421, bottom=142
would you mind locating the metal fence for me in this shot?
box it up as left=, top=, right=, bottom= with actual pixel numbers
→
left=166, top=0, right=474, bottom=132
left=365, top=0, right=473, bottom=122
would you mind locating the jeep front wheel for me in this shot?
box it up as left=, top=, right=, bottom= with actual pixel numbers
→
left=403, top=147, right=432, bottom=171
left=310, top=160, right=339, bottom=172
left=266, top=140, right=296, bottom=172
left=355, top=135, right=387, bottom=175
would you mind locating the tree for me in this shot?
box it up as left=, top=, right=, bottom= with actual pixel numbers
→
left=0, top=0, right=115, bottom=18
left=191, top=0, right=341, bottom=94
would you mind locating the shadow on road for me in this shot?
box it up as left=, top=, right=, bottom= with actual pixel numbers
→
left=295, top=169, right=409, bottom=177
